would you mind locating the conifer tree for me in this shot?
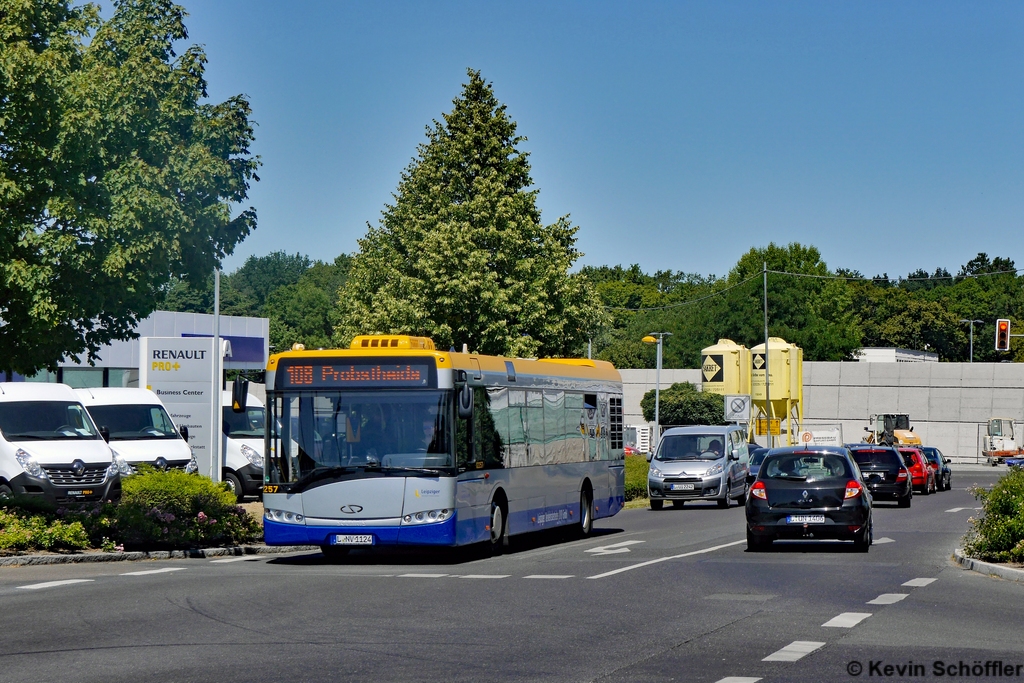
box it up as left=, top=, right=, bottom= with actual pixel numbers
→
left=335, top=70, right=604, bottom=357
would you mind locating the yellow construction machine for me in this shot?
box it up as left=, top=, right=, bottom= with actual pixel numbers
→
left=863, top=413, right=922, bottom=447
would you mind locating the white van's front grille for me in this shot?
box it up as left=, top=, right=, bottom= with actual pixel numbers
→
left=42, top=465, right=108, bottom=486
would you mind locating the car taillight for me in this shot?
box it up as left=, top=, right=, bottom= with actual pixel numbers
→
left=844, top=480, right=863, bottom=499
left=896, top=469, right=909, bottom=480
left=750, top=481, right=767, bottom=499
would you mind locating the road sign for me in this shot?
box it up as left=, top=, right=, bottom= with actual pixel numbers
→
left=756, top=418, right=781, bottom=436
left=725, top=394, right=751, bottom=421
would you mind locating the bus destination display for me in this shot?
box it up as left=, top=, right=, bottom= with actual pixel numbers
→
left=280, top=362, right=432, bottom=389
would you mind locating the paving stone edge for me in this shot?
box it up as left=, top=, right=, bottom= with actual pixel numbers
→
left=953, top=548, right=1024, bottom=583
left=0, top=545, right=319, bottom=567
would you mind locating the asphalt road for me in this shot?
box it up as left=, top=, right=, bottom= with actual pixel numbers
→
left=0, top=469, right=1019, bottom=683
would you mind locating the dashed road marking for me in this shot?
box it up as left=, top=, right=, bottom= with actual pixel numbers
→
left=873, top=537, right=895, bottom=544
left=121, top=567, right=187, bottom=576
left=903, top=578, right=937, bottom=587
left=823, top=612, right=872, bottom=628
left=715, top=678, right=762, bottom=683
left=586, top=539, right=745, bottom=579
left=210, top=557, right=254, bottom=564
left=399, top=573, right=448, bottom=578
left=523, top=575, right=574, bottom=579
left=586, top=540, right=646, bottom=555
left=762, top=641, right=825, bottom=662
left=458, top=575, right=510, bottom=579
left=18, top=579, right=94, bottom=590
left=867, top=593, right=908, bottom=605
left=945, top=507, right=968, bottom=512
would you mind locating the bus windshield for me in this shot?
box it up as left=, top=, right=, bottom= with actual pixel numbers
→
left=269, top=390, right=453, bottom=484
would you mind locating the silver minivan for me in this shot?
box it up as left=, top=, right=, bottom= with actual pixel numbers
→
left=647, top=425, right=750, bottom=509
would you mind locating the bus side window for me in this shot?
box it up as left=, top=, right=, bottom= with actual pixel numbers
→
left=476, top=388, right=506, bottom=469
left=456, top=406, right=472, bottom=469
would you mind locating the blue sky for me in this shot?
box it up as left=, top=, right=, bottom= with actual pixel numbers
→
left=174, top=1, right=1024, bottom=279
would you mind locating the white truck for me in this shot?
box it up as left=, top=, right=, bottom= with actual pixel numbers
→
left=982, top=417, right=1024, bottom=466
left=221, top=389, right=265, bottom=501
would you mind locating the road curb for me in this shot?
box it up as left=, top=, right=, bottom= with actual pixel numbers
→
left=0, top=545, right=319, bottom=567
left=953, top=548, right=1024, bottom=583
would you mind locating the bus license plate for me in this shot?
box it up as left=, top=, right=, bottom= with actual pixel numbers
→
left=670, top=483, right=695, bottom=491
left=787, top=515, right=825, bottom=524
left=332, top=534, right=373, bottom=546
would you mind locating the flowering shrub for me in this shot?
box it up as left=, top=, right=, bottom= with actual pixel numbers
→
left=963, top=467, right=1024, bottom=563
left=0, top=507, right=90, bottom=551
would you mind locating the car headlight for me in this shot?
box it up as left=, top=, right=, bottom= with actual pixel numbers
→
left=240, top=443, right=264, bottom=468
left=264, top=508, right=304, bottom=524
left=705, top=462, right=724, bottom=477
left=110, top=450, right=134, bottom=476
left=15, top=449, right=46, bottom=478
left=649, top=467, right=663, bottom=478
left=402, top=509, right=452, bottom=524
left=184, top=455, right=199, bottom=474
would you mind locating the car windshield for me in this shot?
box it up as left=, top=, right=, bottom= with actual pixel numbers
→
left=851, top=449, right=901, bottom=467
left=655, top=434, right=725, bottom=461
left=223, top=406, right=265, bottom=439
left=750, top=448, right=769, bottom=466
left=763, top=453, right=850, bottom=482
left=87, top=404, right=179, bottom=440
left=0, top=401, right=100, bottom=441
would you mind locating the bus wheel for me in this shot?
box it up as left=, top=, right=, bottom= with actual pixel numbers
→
left=489, top=500, right=507, bottom=554
left=579, top=489, right=594, bottom=538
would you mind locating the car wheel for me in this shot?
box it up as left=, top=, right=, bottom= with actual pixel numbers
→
left=224, top=472, right=244, bottom=502
left=853, top=523, right=872, bottom=552
left=732, top=481, right=748, bottom=503
left=746, top=528, right=772, bottom=551
left=946, top=474, right=952, bottom=491
left=650, top=499, right=663, bottom=510
left=930, top=476, right=937, bottom=494
left=671, top=499, right=685, bottom=509
left=0, top=483, right=13, bottom=500
left=897, top=490, right=912, bottom=508
left=919, top=480, right=929, bottom=496
left=717, top=484, right=731, bottom=508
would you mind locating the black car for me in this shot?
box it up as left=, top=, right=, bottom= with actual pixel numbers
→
left=919, top=447, right=952, bottom=491
left=848, top=444, right=912, bottom=507
left=745, top=446, right=872, bottom=552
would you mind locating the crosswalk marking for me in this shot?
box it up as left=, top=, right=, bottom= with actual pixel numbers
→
left=121, top=567, right=187, bottom=576
left=19, top=579, right=94, bottom=590
left=902, top=578, right=936, bottom=587
left=822, top=612, right=872, bottom=628
left=867, top=593, right=908, bottom=605
left=762, top=641, right=825, bottom=662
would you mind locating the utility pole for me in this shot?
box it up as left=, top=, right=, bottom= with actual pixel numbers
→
left=959, top=319, right=984, bottom=362
left=643, top=332, right=672, bottom=453
left=763, top=261, right=772, bottom=448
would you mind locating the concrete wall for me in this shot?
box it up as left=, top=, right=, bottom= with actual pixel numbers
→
left=620, top=363, right=1024, bottom=460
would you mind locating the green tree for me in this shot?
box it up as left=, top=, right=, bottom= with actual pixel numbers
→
left=227, top=251, right=311, bottom=306
left=640, top=383, right=725, bottom=426
left=268, top=254, right=352, bottom=351
left=0, top=0, right=258, bottom=374
left=334, top=70, right=604, bottom=357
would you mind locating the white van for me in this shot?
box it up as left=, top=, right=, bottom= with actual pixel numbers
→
left=0, top=383, right=129, bottom=503
left=221, top=390, right=265, bottom=501
left=76, top=388, right=197, bottom=474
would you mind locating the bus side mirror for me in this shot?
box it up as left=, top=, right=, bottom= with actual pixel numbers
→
left=457, top=383, right=473, bottom=419
left=231, top=377, right=249, bottom=413
left=179, top=425, right=189, bottom=441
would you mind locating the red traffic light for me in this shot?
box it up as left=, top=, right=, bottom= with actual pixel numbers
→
left=996, top=318, right=1011, bottom=352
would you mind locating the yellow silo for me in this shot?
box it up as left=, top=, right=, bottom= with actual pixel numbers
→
left=700, top=339, right=751, bottom=396
left=750, top=337, right=803, bottom=445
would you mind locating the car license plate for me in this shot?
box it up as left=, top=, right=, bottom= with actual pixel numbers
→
left=787, top=515, right=825, bottom=524
left=66, top=490, right=93, bottom=497
left=332, top=534, right=373, bottom=546
left=670, top=483, right=695, bottom=491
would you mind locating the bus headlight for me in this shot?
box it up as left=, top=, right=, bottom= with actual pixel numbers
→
left=15, top=449, right=45, bottom=478
left=402, top=509, right=452, bottom=525
left=265, top=508, right=304, bottom=524
left=241, top=444, right=264, bottom=468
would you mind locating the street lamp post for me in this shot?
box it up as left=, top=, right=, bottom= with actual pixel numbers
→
left=642, top=332, right=672, bottom=454
left=959, top=319, right=984, bottom=362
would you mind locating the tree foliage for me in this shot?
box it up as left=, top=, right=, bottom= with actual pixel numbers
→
left=0, top=0, right=259, bottom=374
left=640, top=382, right=725, bottom=426
left=334, top=70, right=605, bottom=357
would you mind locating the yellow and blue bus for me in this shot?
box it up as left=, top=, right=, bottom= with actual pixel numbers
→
left=261, top=335, right=625, bottom=555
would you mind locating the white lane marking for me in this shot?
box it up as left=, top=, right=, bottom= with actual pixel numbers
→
left=867, top=593, right=908, bottom=605
left=945, top=507, right=967, bottom=512
left=715, top=678, right=762, bottom=683
left=586, top=540, right=646, bottom=556
left=822, top=612, right=872, bottom=628
left=873, top=537, right=895, bottom=544
left=523, top=575, right=574, bottom=579
left=399, top=573, right=448, bottom=578
left=458, top=575, right=510, bottom=579
left=586, top=540, right=745, bottom=579
left=120, top=567, right=187, bottom=576
left=762, top=641, right=825, bottom=662
left=19, top=579, right=94, bottom=590
left=903, top=577, right=937, bottom=587
left=210, top=557, right=253, bottom=564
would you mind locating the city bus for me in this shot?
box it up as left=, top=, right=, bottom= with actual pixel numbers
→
left=261, top=335, right=625, bottom=556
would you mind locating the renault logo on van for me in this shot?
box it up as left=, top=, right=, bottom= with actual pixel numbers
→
left=72, top=460, right=86, bottom=478
left=340, top=505, right=363, bottom=514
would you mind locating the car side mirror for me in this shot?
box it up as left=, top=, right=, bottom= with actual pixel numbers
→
left=100, top=425, right=110, bottom=443
left=646, top=452, right=653, bottom=462
left=179, top=425, right=189, bottom=441
left=944, top=457, right=951, bottom=464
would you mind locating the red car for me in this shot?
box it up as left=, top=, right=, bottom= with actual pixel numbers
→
left=898, top=448, right=937, bottom=495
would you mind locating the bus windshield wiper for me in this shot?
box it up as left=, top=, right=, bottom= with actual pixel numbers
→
left=292, top=465, right=377, bottom=490
left=385, top=466, right=444, bottom=476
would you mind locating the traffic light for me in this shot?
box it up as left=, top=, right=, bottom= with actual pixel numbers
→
left=995, top=319, right=1011, bottom=352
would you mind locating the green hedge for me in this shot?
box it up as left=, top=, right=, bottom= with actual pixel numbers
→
left=963, top=467, right=1024, bottom=563
left=625, top=454, right=649, bottom=502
